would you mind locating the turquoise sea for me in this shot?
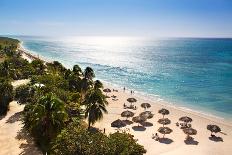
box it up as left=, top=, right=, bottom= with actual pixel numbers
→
left=15, top=36, right=232, bottom=121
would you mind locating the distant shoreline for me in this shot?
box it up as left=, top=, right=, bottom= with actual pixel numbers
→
left=17, top=42, right=50, bottom=63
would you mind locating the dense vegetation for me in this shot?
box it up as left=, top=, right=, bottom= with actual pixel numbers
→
left=0, top=37, right=146, bottom=154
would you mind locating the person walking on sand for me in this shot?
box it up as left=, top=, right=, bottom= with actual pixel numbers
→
left=131, top=90, right=132, bottom=95
left=123, top=87, right=125, bottom=92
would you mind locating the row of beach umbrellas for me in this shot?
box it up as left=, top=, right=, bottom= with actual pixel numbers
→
left=110, top=96, right=222, bottom=140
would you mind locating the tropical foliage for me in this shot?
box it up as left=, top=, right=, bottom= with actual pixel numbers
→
left=23, top=93, right=68, bottom=152
left=51, top=122, right=146, bottom=155
left=84, top=87, right=108, bottom=129
left=0, top=78, right=13, bottom=115
left=15, top=84, right=36, bottom=104
left=0, top=37, right=146, bottom=154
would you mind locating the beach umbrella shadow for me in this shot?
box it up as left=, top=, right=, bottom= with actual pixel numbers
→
left=132, top=126, right=146, bottom=131
left=111, top=119, right=126, bottom=128
left=159, top=138, right=173, bottom=144
left=140, top=121, right=153, bottom=127
left=184, top=139, right=199, bottom=145
left=209, top=136, right=223, bottom=142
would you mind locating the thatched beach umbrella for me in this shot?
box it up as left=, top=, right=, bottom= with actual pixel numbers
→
left=103, top=88, right=111, bottom=96
left=158, top=108, right=170, bottom=118
left=158, top=127, right=173, bottom=138
left=141, top=103, right=151, bottom=110
left=127, top=98, right=137, bottom=105
left=207, top=124, right=221, bottom=135
left=111, top=119, right=126, bottom=128
left=121, top=110, right=134, bottom=120
left=183, top=128, right=197, bottom=139
left=158, top=118, right=171, bottom=127
left=179, top=116, right=192, bottom=123
left=139, top=111, right=154, bottom=119
left=132, top=116, right=146, bottom=126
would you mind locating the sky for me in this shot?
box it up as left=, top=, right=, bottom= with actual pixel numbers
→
left=0, top=0, right=232, bottom=37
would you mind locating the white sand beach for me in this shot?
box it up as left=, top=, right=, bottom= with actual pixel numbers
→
left=94, top=84, right=232, bottom=155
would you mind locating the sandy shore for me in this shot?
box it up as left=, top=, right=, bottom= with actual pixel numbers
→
left=0, top=80, right=42, bottom=155
left=17, top=43, right=51, bottom=63
left=94, top=83, right=232, bottom=155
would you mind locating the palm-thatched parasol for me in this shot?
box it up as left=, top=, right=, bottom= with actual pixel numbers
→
left=183, top=128, right=197, bottom=140
left=103, top=88, right=111, bottom=96
left=179, top=116, right=192, bottom=123
left=132, top=116, right=146, bottom=126
left=111, top=119, right=126, bottom=128
left=158, top=118, right=171, bottom=127
left=121, top=110, right=134, bottom=120
left=127, top=98, right=137, bottom=105
left=158, top=108, right=170, bottom=118
left=139, top=111, right=154, bottom=119
left=158, top=127, right=173, bottom=138
left=141, top=103, right=151, bottom=110
left=207, top=124, right=221, bottom=135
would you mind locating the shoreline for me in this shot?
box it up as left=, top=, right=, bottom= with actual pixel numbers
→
left=102, top=80, right=232, bottom=127
left=95, top=82, right=232, bottom=154
left=18, top=42, right=232, bottom=127
left=17, top=40, right=232, bottom=154
left=17, top=42, right=51, bottom=63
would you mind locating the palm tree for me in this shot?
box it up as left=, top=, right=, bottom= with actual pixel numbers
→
left=84, top=67, right=95, bottom=80
left=84, top=89, right=108, bottom=129
left=25, top=93, right=68, bottom=152
left=68, top=73, right=82, bottom=91
left=73, top=64, right=83, bottom=76
left=94, top=80, right=103, bottom=90
left=0, top=61, right=10, bottom=77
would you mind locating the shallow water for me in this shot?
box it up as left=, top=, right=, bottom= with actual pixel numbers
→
left=15, top=36, right=232, bottom=120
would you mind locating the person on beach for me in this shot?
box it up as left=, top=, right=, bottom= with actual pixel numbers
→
left=131, top=90, right=132, bottom=95
left=154, top=133, right=159, bottom=141
left=123, top=87, right=125, bottom=92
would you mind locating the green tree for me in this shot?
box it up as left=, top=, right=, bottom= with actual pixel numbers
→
left=0, top=61, right=10, bottom=77
left=31, top=59, right=45, bottom=75
left=94, top=80, right=103, bottom=90
left=23, top=93, right=68, bottom=153
left=84, top=66, right=95, bottom=80
left=108, top=132, right=147, bottom=155
left=51, top=122, right=146, bottom=155
left=84, top=89, right=108, bottom=129
left=73, top=64, right=82, bottom=76
left=0, top=79, right=13, bottom=115
left=15, top=84, right=36, bottom=104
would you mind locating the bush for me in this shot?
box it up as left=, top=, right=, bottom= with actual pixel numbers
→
left=0, top=79, right=13, bottom=115
left=15, top=84, right=36, bottom=104
left=51, top=123, right=146, bottom=155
